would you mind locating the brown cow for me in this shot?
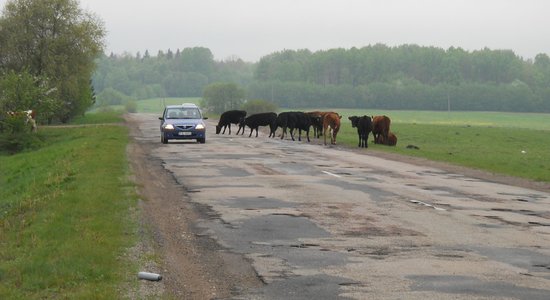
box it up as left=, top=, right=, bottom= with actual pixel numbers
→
left=323, top=112, right=341, bottom=145
left=372, top=115, right=391, bottom=144
left=375, top=131, right=397, bottom=146
left=305, top=111, right=323, bottom=138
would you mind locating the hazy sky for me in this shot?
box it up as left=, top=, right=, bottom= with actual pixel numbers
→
left=3, top=0, right=550, bottom=61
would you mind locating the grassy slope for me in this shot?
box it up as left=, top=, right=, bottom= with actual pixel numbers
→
left=0, top=119, right=137, bottom=298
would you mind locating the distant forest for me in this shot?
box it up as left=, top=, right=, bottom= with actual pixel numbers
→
left=92, top=44, right=550, bottom=112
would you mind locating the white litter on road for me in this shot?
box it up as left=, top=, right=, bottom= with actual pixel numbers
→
left=410, top=199, right=446, bottom=211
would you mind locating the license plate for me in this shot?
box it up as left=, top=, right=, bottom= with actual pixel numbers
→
left=179, top=132, right=192, bottom=136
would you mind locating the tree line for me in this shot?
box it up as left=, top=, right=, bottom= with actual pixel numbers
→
left=249, top=45, right=550, bottom=112
left=92, top=48, right=254, bottom=106
left=94, top=44, right=550, bottom=113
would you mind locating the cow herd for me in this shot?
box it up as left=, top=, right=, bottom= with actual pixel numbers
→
left=215, top=110, right=397, bottom=147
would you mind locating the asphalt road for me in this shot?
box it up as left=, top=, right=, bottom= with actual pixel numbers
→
left=135, top=113, right=550, bottom=299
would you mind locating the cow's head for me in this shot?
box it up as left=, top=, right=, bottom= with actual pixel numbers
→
left=348, top=116, right=358, bottom=128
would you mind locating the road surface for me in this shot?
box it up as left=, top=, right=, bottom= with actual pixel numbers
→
left=128, top=113, right=550, bottom=299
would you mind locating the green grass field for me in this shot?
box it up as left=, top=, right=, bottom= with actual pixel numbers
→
left=326, top=110, right=550, bottom=182
left=0, top=115, right=138, bottom=299
left=338, top=122, right=550, bottom=181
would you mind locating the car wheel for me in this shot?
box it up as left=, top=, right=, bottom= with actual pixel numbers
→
left=198, top=138, right=206, bottom=144
left=161, top=135, right=168, bottom=144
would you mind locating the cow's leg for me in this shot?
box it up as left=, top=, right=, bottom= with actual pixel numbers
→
left=332, top=127, right=339, bottom=145
left=237, top=124, right=244, bottom=135
left=249, top=127, right=253, bottom=137
left=290, top=128, right=295, bottom=141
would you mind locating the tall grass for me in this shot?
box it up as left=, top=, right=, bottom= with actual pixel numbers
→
left=0, top=115, right=138, bottom=298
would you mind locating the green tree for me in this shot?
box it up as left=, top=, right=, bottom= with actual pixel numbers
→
left=0, top=70, right=53, bottom=152
left=202, top=82, right=245, bottom=113
left=0, top=69, right=57, bottom=123
left=0, top=0, right=105, bottom=122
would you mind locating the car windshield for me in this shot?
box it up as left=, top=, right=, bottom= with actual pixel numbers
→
left=165, top=107, right=201, bottom=119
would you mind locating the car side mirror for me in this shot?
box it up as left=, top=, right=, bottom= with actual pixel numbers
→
left=203, top=117, right=208, bottom=120
left=158, top=117, right=163, bottom=120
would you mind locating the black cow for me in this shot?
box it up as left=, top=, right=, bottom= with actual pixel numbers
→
left=216, top=110, right=246, bottom=135
left=305, top=111, right=323, bottom=138
left=348, top=115, right=373, bottom=148
left=276, top=112, right=298, bottom=140
left=239, top=112, right=278, bottom=137
left=293, top=112, right=312, bottom=142
left=276, top=112, right=312, bottom=142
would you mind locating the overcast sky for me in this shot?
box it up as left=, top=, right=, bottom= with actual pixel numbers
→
left=3, top=0, right=550, bottom=61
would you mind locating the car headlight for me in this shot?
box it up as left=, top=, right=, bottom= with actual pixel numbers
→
left=163, top=124, right=175, bottom=130
left=195, top=124, right=205, bottom=130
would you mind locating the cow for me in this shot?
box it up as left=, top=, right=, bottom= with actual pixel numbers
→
left=375, top=131, right=397, bottom=146
left=323, top=112, right=341, bottom=145
left=305, top=111, right=323, bottom=138
left=293, top=112, right=313, bottom=142
left=276, top=112, right=298, bottom=140
left=239, top=112, right=278, bottom=138
left=216, top=110, right=246, bottom=135
left=276, top=112, right=314, bottom=142
left=348, top=115, right=373, bottom=148
left=6, top=110, right=37, bottom=132
left=372, top=115, right=391, bottom=144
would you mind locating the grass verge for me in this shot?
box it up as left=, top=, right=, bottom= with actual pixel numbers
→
left=0, top=114, right=138, bottom=299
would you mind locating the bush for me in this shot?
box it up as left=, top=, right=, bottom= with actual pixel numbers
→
left=124, top=100, right=137, bottom=113
left=0, top=115, right=42, bottom=154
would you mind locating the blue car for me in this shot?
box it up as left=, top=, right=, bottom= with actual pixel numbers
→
left=159, top=103, right=207, bottom=144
